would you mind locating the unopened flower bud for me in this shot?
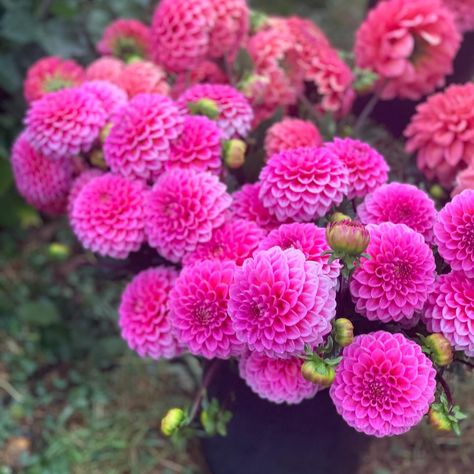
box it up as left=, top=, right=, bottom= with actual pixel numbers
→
left=428, top=406, right=452, bottom=432
left=353, top=67, right=379, bottom=94
left=330, top=212, right=351, bottom=223
left=333, top=318, right=354, bottom=348
left=160, top=408, right=186, bottom=437
left=224, top=139, right=247, bottom=169
left=429, top=184, right=445, bottom=200
left=301, top=359, right=335, bottom=388
left=425, top=334, right=453, bottom=367
left=90, top=150, right=108, bottom=170
left=326, top=220, right=370, bottom=256
left=100, top=123, right=113, bottom=144
left=48, top=242, right=71, bottom=261
left=188, top=99, right=220, bottom=120
left=238, top=74, right=269, bottom=103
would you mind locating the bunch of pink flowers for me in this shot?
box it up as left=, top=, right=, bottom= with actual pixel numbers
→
left=10, top=0, right=474, bottom=439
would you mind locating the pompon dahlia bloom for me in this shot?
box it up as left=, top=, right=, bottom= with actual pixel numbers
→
left=350, top=223, right=436, bottom=323
left=67, top=169, right=103, bottom=216
left=442, top=0, right=474, bottom=33
left=97, top=19, right=151, bottom=60
left=183, top=218, right=265, bottom=266
left=231, top=183, right=280, bottom=231
left=25, top=88, right=107, bottom=159
left=423, top=271, right=474, bottom=356
left=405, top=83, right=474, bottom=188
left=452, top=166, right=474, bottom=197
left=119, top=267, right=181, bottom=359
left=145, top=168, right=232, bottom=263
left=11, top=133, right=74, bottom=215
left=167, top=115, right=222, bottom=175
left=354, top=0, right=461, bottom=101
left=228, top=247, right=336, bottom=357
left=434, top=190, right=474, bottom=277
left=264, top=119, right=322, bottom=158
left=239, top=352, right=319, bottom=404
left=325, top=138, right=389, bottom=199
left=104, top=94, right=184, bottom=182
left=80, top=81, right=127, bottom=118
left=70, top=173, right=146, bottom=259
left=117, top=60, right=170, bottom=98
left=259, top=147, right=349, bottom=223
left=169, top=260, right=243, bottom=359
left=330, top=331, right=436, bottom=437
left=257, top=223, right=341, bottom=282
left=357, top=183, right=437, bottom=242
left=24, top=56, right=85, bottom=103
left=86, top=57, right=125, bottom=85
left=177, top=84, right=253, bottom=140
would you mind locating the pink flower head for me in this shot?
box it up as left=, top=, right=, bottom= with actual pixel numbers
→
left=183, top=218, right=265, bottom=266
left=23, top=56, right=85, bottom=103
left=80, top=80, right=127, bottom=118
left=257, top=223, right=341, bottom=282
left=228, top=247, right=336, bottom=357
left=67, top=169, right=103, bottom=216
left=325, top=138, right=389, bottom=199
left=117, top=60, right=170, bottom=97
left=423, top=271, right=474, bottom=356
left=330, top=331, right=436, bottom=437
left=104, top=93, right=184, bottom=182
left=177, top=84, right=253, bottom=140
left=259, top=147, right=349, bottom=223
left=357, top=183, right=437, bottom=242
left=452, top=165, right=474, bottom=197
left=442, top=0, right=474, bottom=33
left=169, top=259, right=243, bottom=358
left=70, top=173, right=146, bottom=259
left=239, top=352, right=319, bottom=404
left=351, top=223, right=436, bottom=323
left=167, top=115, right=222, bottom=175
left=434, top=190, right=474, bottom=277
left=405, top=83, right=474, bottom=188
left=97, top=19, right=151, bottom=60
left=145, top=168, right=232, bottom=263
left=11, top=133, right=74, bottom=215
left=355, top=0, right=461, bottom=100
left=119, top=267, right=181, bottom=359
left=264, top=119, right=322, bottom=158
left=25, top=87, right=107, bottom=159
left=86, top=57, right=125, bottom=85
left=231, top=183, right=280, bottom=231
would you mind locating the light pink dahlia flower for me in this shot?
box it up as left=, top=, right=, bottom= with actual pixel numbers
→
left=442, top=0, right=474, bottom=33
left=80, top=80, right=127, bottom=118
left=452, top=165, right=474, bottom=197
left=117, top=60, right=170, bottom=98
left=86, top=57, right=125, bottom=85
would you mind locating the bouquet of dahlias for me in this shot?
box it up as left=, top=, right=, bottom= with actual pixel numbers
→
left=10, top=0, right=474, bottom=444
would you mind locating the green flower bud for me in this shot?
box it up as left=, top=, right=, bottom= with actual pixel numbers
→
left=301, top=359, right=335, bottom=387
left=429, top=184, right=445, bottom=200
left=428, top=406, right=452, bottom=432
left=224, top=139, right=247, bottom=169
left=188, top=99, right=220, bottom=120
left=326, top=220, right=370, bottom=257
left=425, top=334, right=453, bottom=367
left=48, top=242, right=71, bottom=261
left=160, top=408, right=186, bottom=437
left=90, top=150, right=108, bottom=170
left=333, top=318, right=354, bottom=348
left=100, top=123, right=113, bottom=144
left=330, top=212, right=351, bottom=223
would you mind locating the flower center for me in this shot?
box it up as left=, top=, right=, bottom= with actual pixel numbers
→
left=394, top=261, right=412, bottom=280
left=461, top=223, right=474, bottom=253
left=194, top=306, right=215, bottom=325
left=365, top=380, right=389, bottom=404
left=392, top=203, right=413, bottom=221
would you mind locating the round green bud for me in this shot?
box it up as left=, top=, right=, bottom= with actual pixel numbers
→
left=160, top=408, right=186, bottom=437
left=333, top=318, right=354, bottom=348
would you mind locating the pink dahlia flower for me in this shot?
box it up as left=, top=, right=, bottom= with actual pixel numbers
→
left=442, top=0, right=474, bottom=33
left=264, top=119, right=322, bottom=158
left=86, top=57, right=125, bottom=85
left=70, top=173, right=146, bottom=259
left=330, top=331, right=436, bottom=437
left=257, top=223, right=341, bottom=282
left=119, top=267, right=181, bottom=359
left=259, top=147, right=349, bottom=223
left=80, top=80, right=127, bottom=118
left=117, top=60, right=170, bottom=98
left=169, top=259, right=243, bottom=358
left=325, top=138, right=389, bottom=199
left=183, top=218, right=265, bottom=266
left=357, top=183, right=437, bottom=242
left=97, top=19, right=151, bottom=60
left=231, top=183, right=280, bottom=231
left=351, top=223, right=436, bottom=323
left=11, top=133, right=74, bottom=215
left=103, top=93, right=184, bottom=182
left=25, top=88, right=107, bottom=159
left=355, top=0, right=461, bottom=101
left=452, top=165, right=474, bottom=197
left=167, top=115, right=222, bottom=175
left=23, top=56, right=85, bottom=103
left=67, top=169, right=103, bottom=216
left=177, top=84, right=253, bottom=140
left=405, top=83, right=474, bottom=188
left=145, top=168, right=232, bottom=263
left=239, top=352, right=319, bottom=404
left=423, top=271, right=474, bottom=356
left=434, top=190, right=474, bottom=277
left=228, top=247, right=336, bottom=357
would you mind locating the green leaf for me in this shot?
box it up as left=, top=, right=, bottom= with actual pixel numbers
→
left=18, top=299, right=60, bottom=326
left=0, top=6, right=39, bottom=44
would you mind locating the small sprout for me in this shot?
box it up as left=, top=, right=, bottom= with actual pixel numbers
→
left=160, top=408, right=186, bottom=437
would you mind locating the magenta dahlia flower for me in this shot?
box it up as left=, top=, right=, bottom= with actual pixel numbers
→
left=70, top=173, right=146, bottom=259
left=117, top=60, right=170, bottom=98
left=177, top=84, right=253, bottom=140
left=357, top=183, right=437, bottom=242
left=86, top=57, right=125, bottom=85
left=423, top=271, right=474, bottom=356
left=169, top=259, right=243, bottom=358
left=119, top=267, right=181, bottom=359
left=11, top=133, right=74, bottom=215
left=259, top=147, right=349, bottom=223
left=325, top=138, right=389, bottom=199
left=405, top=83, right=474, bottom=188
left=350, top=223, right=436, bottom=323
left=144, top=168, right=232, bottom=263
left=442, top=0, right=474, bottom=33
left=103, top=93, right=184, bottom=182
left=330, top=331, right=436, bottom=437
left=228, top=247, right=336, bottom=357
left=264, top=119, right=322, bottom=158
left=239, top=352, right=319, bottom=404
left=80, top=80, right=127, bottom=118
left=434, top=190, right=474, bottom=277
left=25, top=88, right=107, bottom=159
left=67, top=169, right=103, bottom=216
left=354, top=0, right=461, bottom=100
